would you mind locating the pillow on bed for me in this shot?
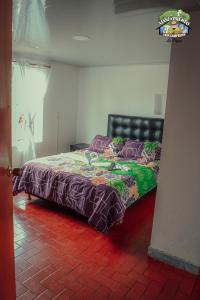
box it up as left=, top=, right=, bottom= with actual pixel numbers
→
left=155, top=144, right=162, bottom=160
left=89, top=135, right=112, bottom=153
left=103, top=137, right=126, bottom=158
left=141, top=141, right=161, bottom=162
left=109, top=137, right=126, bottom=153
left=118, top=140, right=144, bottom=159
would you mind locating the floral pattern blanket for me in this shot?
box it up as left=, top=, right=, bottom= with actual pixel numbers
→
left=13, top=151, right=159, bottom=232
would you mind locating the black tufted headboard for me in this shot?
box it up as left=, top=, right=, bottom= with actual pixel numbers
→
left=107, top=114, right=164, bottom=142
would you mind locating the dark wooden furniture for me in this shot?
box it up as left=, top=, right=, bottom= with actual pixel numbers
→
left=70, top=143, right=89, bottom=152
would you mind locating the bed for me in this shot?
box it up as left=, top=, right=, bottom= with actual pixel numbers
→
left=13, top=114, right=164, bottom=232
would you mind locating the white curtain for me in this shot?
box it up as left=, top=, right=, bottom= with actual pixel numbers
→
left=13, top=0, right=49, bottom=48
left=12, top=62, right=50, bottom=165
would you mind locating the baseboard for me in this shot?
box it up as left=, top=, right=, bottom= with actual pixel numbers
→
left=148, top=247, right=200, bottom=275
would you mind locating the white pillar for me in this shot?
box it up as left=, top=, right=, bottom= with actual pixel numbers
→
left=149, top=11, right=200, bottom=274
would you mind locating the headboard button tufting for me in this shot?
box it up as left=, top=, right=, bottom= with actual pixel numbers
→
left=107, top=114, right=164, bottom=142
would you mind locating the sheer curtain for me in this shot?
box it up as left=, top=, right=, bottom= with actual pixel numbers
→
left=12, top=0, right=50, bottom=166
left=12, top=62, right=50, bottom=166
left=13, top=0, right=49, bottom=48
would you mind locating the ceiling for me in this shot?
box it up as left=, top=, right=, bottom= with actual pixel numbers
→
left=13, top=0, right=199, bottom=67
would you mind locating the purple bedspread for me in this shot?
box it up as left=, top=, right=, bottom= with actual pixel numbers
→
left=13, top=162, right=125, bottom=233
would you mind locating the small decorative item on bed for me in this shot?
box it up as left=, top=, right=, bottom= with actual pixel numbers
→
left=13, top=114, right=164, bottom=233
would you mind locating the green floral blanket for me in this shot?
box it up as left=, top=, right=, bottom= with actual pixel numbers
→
left=93, top=158, right=157, bottom=199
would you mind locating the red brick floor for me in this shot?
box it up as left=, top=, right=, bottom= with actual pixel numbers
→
left=14, top=191, right=200, bottom=300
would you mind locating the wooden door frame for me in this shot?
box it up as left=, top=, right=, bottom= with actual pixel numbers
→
left=0, top=0, right=16, bottom=299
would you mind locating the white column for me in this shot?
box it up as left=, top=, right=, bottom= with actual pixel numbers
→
left=149, top=11, right=200, bottom=274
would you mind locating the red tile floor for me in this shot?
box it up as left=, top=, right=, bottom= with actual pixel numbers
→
left=14, top=191, right=200, bottom=300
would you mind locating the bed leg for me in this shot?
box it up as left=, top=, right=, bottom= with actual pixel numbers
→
left=27, top=193, right=32, bottom=200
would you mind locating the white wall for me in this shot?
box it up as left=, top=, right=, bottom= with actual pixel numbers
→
left=13, top=62, right=79, bottom=167
left=150, top=11, right=200, bottom=270
left=76, top=64, right=169, bottom=143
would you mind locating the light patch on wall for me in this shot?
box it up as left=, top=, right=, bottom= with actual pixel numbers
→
left=154, top=93, right=166, bottom=116
left=13, top=0, right=49, bottom=48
